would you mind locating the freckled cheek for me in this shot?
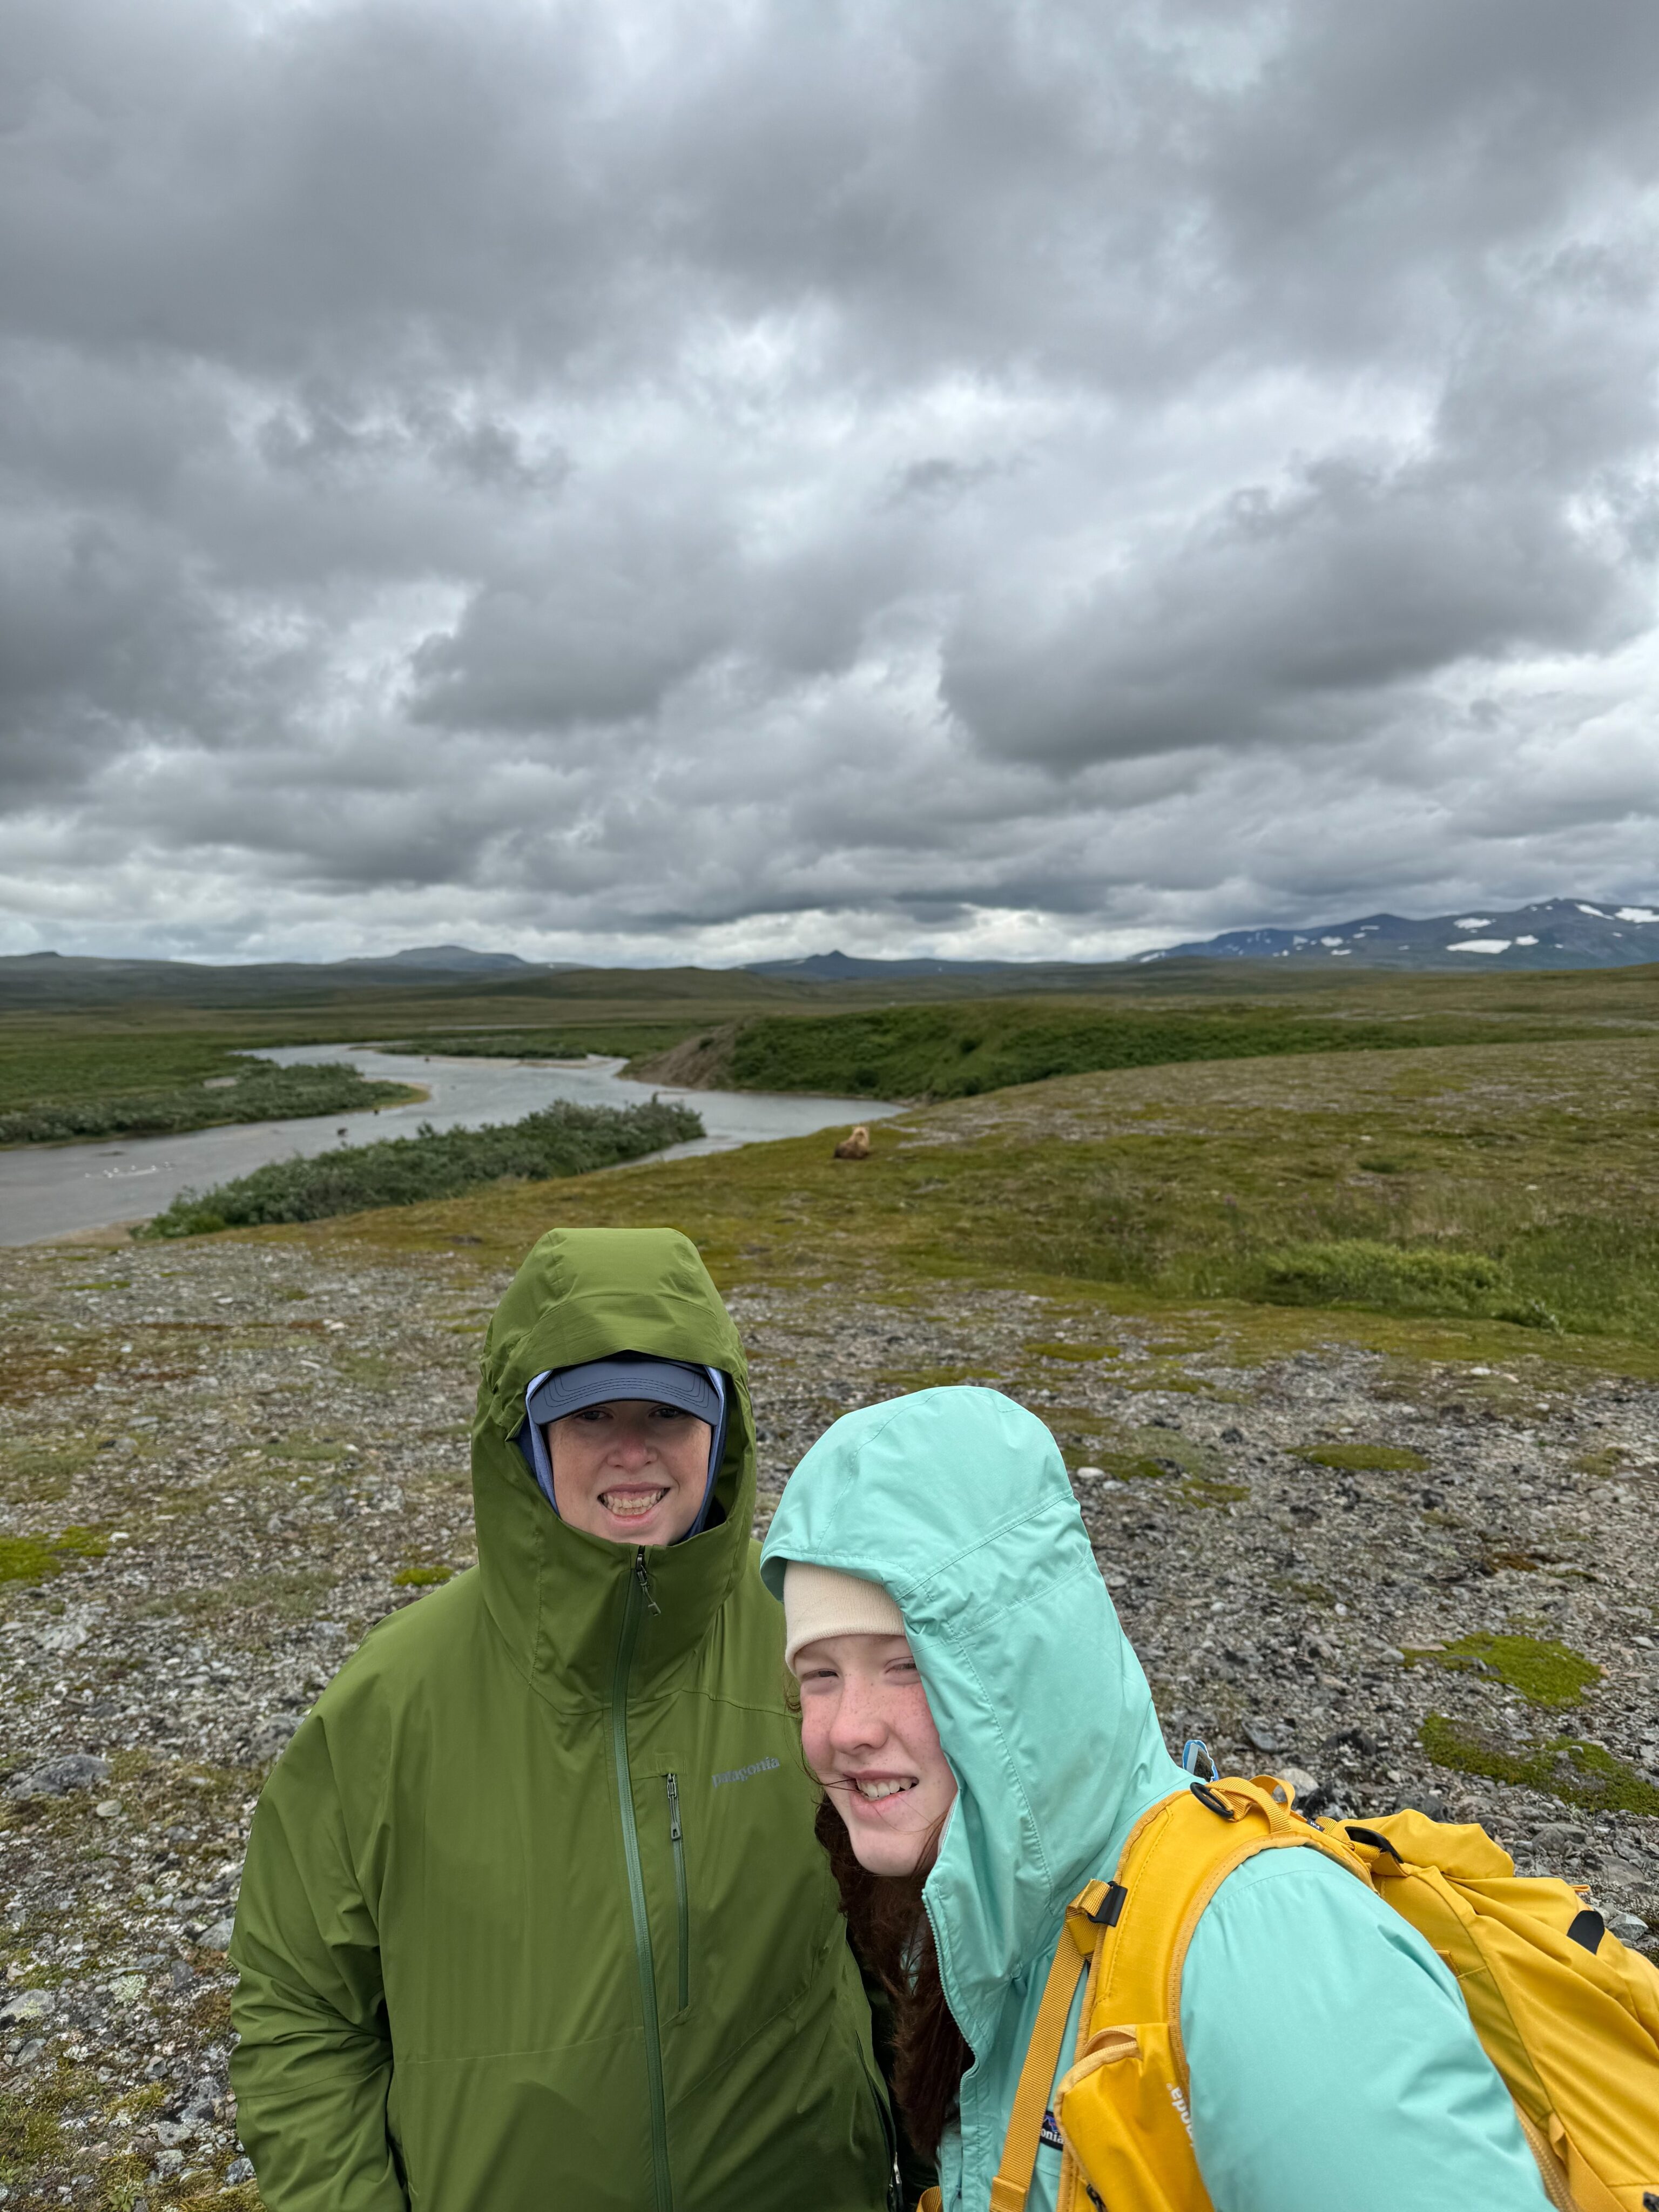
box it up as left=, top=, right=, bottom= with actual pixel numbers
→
left=797, top=1704, right=836, bottom=1778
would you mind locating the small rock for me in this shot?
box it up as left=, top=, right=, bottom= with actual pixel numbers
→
left=225, top=2156, right=255, bottom=2185
left=1242, top=1717, right=1282, bottom=1755
left=198, top=1916, right=237, bottom=1952
left=1220, top=1427, right=1245, bottom=1444
left=246, top=1714, right=300, bottom=1763
left=94, top=1799, right=122, bottom=1819
left=151, top=2148, right=185, bottom=2179
left=6, top=1752, right=109, bottom=1799
left=1277, top=1764, right=1320, bottom=1799
left=1534, top=1820, right=1588, bottom=1856
left=1611, top=1911, right=1649, bottom=1941
left=170, top=1959, right=196, bottom=1990
left=31, top=1615, right=92, bottom=1654
left=0, top=1988, right=55, bottom=2025
left=1073, top=1466, right=1105, bottom=1481
left=1412, top=1791, right=1449, bottom=1821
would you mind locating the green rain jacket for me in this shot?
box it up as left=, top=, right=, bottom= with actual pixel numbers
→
left=761, top=1387, right=1549, bottom=2212
left=230, top=1226, right=895, bottom=2212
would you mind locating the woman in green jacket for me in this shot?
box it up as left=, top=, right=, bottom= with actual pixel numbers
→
left=230, top=1225, right=895, bottom=2212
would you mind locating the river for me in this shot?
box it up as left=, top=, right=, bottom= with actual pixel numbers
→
left=0, top=1045, right=900, bottom=1245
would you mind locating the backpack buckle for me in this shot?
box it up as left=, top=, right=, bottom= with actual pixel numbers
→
left=1189, top=1781, right=1236, bottom=1820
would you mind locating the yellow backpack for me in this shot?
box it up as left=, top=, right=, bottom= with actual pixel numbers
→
left=965, top=1776, right=1659, bottom=2212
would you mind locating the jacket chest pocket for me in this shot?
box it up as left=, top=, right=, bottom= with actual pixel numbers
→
left=664, top=1771, right=690, bottom=2018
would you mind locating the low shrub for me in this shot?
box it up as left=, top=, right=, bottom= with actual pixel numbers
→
left=1257, top=1240, right=1510, bottom=1315
left=138, top=1098, right=704, bottom=1236
left=0, top=1059, right=411, bottom=1145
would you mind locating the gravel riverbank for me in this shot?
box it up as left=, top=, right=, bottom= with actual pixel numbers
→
left=3, top=1228, right=1655, bottom=2207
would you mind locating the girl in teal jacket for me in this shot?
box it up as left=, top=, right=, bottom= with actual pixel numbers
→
left=760, top=1386, right=1552, bottom=2212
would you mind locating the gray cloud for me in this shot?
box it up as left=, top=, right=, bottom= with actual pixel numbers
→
left=2, top=0, right=1657, bottom=962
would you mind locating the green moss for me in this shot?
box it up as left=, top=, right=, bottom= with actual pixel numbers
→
left=52, top=1523, right=108, bottom=1560
left=1573, top=1447, right=1628, bottom=1479
left=393, top=1564, right=453, bottom=1588
left=1083, top=1450, right=1172, bottom=1482
left=1422, top=1714, right=1659, bottom=1813
left=0, top=1534, right=60, bottom=1583
left=1298, top=1443, right=1430, bottom=1473
left=1179, top=1477, right=1251, bottom=1509
left=1025, top=1339, right=1119, bottom=1363
left=0, top=2059, right=97, bottom=2185
left=1428, top=1631, right=1602, bottom=1707
left=0, top=2084, right=68, bottom=2182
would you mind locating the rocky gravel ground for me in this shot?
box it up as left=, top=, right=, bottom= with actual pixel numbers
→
left=2, top=1229, right=1656, bottom=2208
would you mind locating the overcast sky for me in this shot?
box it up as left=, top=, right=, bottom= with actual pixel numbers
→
left=4, top=0, right=1658, bottom=966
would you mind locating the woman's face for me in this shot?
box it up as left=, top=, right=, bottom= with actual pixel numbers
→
left=795, top=1632, right=958, bottom=1877
left=548, top=1399, right=712, bottom=1545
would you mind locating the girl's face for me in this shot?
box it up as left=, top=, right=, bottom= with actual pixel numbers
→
left=795, top=1632, right=958, bottom=1877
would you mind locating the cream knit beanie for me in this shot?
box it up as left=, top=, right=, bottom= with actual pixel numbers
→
left=781, top=1561, right=906, bottom=1674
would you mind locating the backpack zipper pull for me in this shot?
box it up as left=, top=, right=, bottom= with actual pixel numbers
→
left=635, top=1548, right=660, bottom=1615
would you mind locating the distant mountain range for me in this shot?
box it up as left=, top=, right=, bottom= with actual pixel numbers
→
left=749, top=900, right=1659, bottom=977
left=0, top=943, right=558, bottom=1009
left=745, top=949, right=1023, bottom=980
left=1138, top=898, right=1659, bottom=969
left=336, top=943, right=544, bottom=973
left=5, top=901, right=1656, bottom=1013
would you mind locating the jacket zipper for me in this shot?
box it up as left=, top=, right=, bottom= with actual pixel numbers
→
left=613, top=1549, right=674, bottom=2212
left=665, top=1772, right=689, bottom=2014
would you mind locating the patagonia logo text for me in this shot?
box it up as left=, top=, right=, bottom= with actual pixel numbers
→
left=711, top=1757, right=781, bottom=1789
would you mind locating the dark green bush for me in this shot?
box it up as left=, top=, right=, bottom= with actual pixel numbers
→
left=721, top=1002, right=1582, bottom=1102
left=138, top=1098, right=703, bottom=1236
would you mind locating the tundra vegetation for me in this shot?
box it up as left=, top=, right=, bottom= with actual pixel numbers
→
left=2, top=965, right=1657, bottom=2204
left=139, top=1100, right=704, bottom=1236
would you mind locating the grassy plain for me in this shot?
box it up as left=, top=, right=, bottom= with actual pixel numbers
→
left=283, top=1031, right=1659, bottom=1374
left=4, top=954, right=1656, bottom=1121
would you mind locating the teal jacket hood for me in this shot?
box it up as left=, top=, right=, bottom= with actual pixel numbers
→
left=760, top=1385, right=1185, bottom=2054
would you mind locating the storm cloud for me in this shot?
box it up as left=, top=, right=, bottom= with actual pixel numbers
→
left=3, top=0, right=1657, bottom=961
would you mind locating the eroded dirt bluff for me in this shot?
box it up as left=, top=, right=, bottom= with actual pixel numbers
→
left=2, top=1232, right=1656, bottom=2206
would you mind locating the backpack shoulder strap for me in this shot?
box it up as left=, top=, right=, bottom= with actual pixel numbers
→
left=1046, top=1781, right=1372, bottom=2212
left=988, top=1878, right=1117, bottom=2212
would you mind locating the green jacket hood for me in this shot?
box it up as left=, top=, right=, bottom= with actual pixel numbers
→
left=474, top=1225, right=757, bottom=1704
left=761, top=1385, right=1184, bottom=2053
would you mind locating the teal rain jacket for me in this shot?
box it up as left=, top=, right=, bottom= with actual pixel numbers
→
left=760, top=1387, right=1552, bottom=2212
